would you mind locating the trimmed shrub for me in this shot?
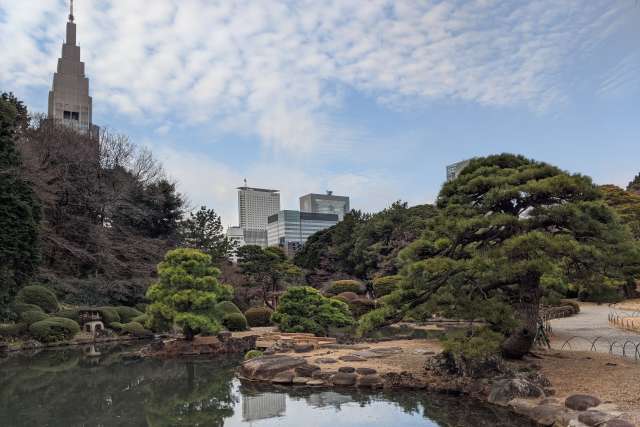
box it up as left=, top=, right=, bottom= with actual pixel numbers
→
left=356, top=306, right=394, bottom=337
left=110, top=322, right=124, bottom=332
left=131, top=314, right=149, bottom=325
left=216, top=301, right=242, bottom=316
left=223, top=313, right=248, bottom=331
left=55, top=308, right=80, bottom=321
left=12, top=303, right=44, bottom=315
left=16, top=285, right=59, bottom=313
left=96, top=307, right=121, bottom=326
left=372, top=276, right=402, bottom=297
left=348, top=298, right=377, bottom=318
left=326, top=280, right=363, bottom=296
left=0, top=323, right=27, bottom=337
left=272, top=287, right=354, bottom=336
left=561, top=299, right=580, bottom=314
left=20, top=310, right=49, bottom=325
left=115, top=306, right=144, bottom=323
left=135, top=303, right=148, bottom=313
left=244, top=350, right=263, bottom=360
left=335, top=292, right=359, bottom=301
left=244, top=307, right=273, bottom=327
left=29, top=317, right=80, bottom=343
left=121, top=321, right=153, bottom=337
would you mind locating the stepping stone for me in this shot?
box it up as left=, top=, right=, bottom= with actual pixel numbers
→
left=339, top=355, right=367, bottom=362
left=292, top=376, right=312, bottom=385
left=271, top=372, right=294, bottom=384
left=331, top=372, right=357, bottom=386
left=315, top=357, right=338, bottom=364
left=605, top=420, right=635, bottom=427
left=578, top=411, right=612, bottom=426
left=357, top=374, right=383, bottom=388
left=294, top=343, right=315, bottom=353
left=356, top=367, right=377, bottom=375
left=295, top=364, right=321, bottom=377
left=565, top=394, right=601, bottom=411
left=351, top=350, right=386, bottom=359
left=338, top=366, right=355, bottom=373
left=370, top=347, right=403, bottom=354
left=307, top=379, right=325, bottom=386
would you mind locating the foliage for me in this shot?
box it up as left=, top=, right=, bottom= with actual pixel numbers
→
left=215, top=301, right=242, bottom=316
left=346, top=297, right=377, bottom=318
left=12, top=303, right=44, bottom=315
left=45, top=277, right=150, bottom=308
left=628, top=173, right=640, bottom=194
left=393, top=154, right=638, bottom=358
left=55, top=308, right=79, bottom=321
left=356, top=306, right=395, bottom=337
left=244, top=350, right=263, bottom=360
left=440, top=328, right=505, bottom=375
left=146, top=248, right=233, bottom=339
left=114, top=306, right=144, bottom=323
left=120, top=321, right=153, bottom=337
left=271, top=286, right=354, bottom=336
left=244, top=306, right=273, bottom=327
left=20, top=310, right=49, bottom=325
left=97, top=307, right=121, bottom=326
left=179, top=206, right=236, bottom=263
left=131, top=313, right=148, bottom=324
left=600, top=185, right=640, bottom=240
left=326, top=280, right=363, bottom=295
left=334, top=292, right=359, bottom=301
left=15, top=285, right=59, bottom=313
left=0, top=93, right=40, bottom=320
left=372, top=275, right=402, bottom=297
left=222, top=312, right=248, bottom=331
left=109, top=322, right=124, bottom=332
left=237, top=245, right=304, bottom=309
left=29, top=317, right=80, bottom=343
left=0, top=322, right=27, bottom=337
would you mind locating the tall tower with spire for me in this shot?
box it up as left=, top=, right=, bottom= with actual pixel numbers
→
left=48, top=0, right=96, bottom=135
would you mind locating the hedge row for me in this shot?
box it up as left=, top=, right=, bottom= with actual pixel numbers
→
left=29, top=317, right=80, bottom=343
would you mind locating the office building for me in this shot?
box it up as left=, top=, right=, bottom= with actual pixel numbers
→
left=235, top=185, right=280, bottom=247
left=446, top=159, right=471, bottom=182
left=48, top=1, right=98, bottom=136
left=299, top=191, right=350, bottom=220
left=267, top=210, right=339, bottom=255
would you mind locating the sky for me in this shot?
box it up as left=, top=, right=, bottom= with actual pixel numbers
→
left=1, top=0, right=639, bottom=227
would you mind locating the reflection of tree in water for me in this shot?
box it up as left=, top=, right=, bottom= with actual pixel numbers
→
left=0, top=346, right=239, bottom=427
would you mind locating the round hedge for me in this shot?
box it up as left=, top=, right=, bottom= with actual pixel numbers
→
left=131, top=314, right=149, bottom=325
left=20, top=310, right=49, bottom=325
left=16, top=285, right=59, bottom=313
left=335, top=292, right=359, bottom=301
left=115, top=306, right=144, bottom=323
left=55, top=308, right=80, bottom=321
left=121, top=321, right=153, bottom=337
left=216, top=301, right=242, bottom=316
left=110, top=322, right=124, bottom=332
left=13, top=303, right=44, bottom=315
left=244, top=307, right=273, bottom=327
left=0, top=323, right=27, bottom=337
left=372, top=275, right=402, bottom=297
left=223, top=313, right=248, bottom=331
left=96, top=307, right=121, bottom=326
left=326, top=280, right=363, bottom=296
left=348, top=298, right=377, bottom=318
left=244, top=350, right=263, bottom=360
left=29, top=317, right=80, bottom=343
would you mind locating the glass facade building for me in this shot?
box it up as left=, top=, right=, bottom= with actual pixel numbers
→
left=299, top=191, right=350, bottom=220
left=267, top=210, right=339, bottom=255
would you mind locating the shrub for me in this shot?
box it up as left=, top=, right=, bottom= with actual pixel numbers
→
left=223, top=313, right=248, bottom=331
left=356, top=306, right=395, bottom=337
left=272, top=287, right=354, bottom=336
left=121, top=321, right=153, bottom=337
left=131, top=314, right=149, bottom=325
left=135, top=303, right=148, bottom=313
left=372, top=276, right=402, bottom=297
left=348, top=298, right=377, bottom=318
left=561, top=299, right=580, bottom=314
left=335, top=292, right=359, bottom=301
left=0, top=323, right=27, bottom=337
left=115, top=306, right=144, bottom=323
left=15, top=285, right=59, bottom=313
left=441, top=328, right=504, bottom=364
left=215, top=301, right=242, bottom=316
left=55, top=308, right=80, bottom=321
left=244, top=307, right=273, bottom=327
left=20, top=310, right=49, bottom=325
left=326, top=280, right=363, bottom=296
left=244, top=350, right=263, bottom=360
left=12, top=303, right=44, bottom=315
left=110, top=322, right=124, bottom=332
left=96, top=307, right=121, bottom=326
left=29, top=317, right=80, bottom=343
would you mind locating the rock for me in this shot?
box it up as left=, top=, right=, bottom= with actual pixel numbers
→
left=263, top=348, right=276, bottom=355
left=338, top=366, right=355, bottom=373
left=488, top=378, right=545, bottom=406
left=371, top=347, right=403, bottom=355
left=507, top=398, right=537, bottom=416
left=604, top=420, right=635, bottom=427
left=240, top=355, right=307, bottom=381
left=528, top=404, right=570, bottom=426
left=357, top=374, right=383, bottom=388
left=292, top=376, right=312, bottom=385
left=356, top=367, right=377, bottom=375
left=565, top=395, right=602, bottom=411
left=312, top=370, right=332, bottom=380
left=272, top=371, right=294, bottom=384
left=295, top=364, right=321, bottom=377
left=352, top=350, right=387, bottom=359
left=307, top=379, right=325, bottom=386
left=331, top=372, right=357, bottom=386
left=294, top=343, right=315, bottom=353
left=315, top=357, right=338, bottom=364
left=339, top=355, right=367, bottom=362
left=217, top=331, right=232, bottom=341
left=578, top=411, right=612, bottom=426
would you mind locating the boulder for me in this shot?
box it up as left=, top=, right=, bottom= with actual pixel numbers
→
left=307, top=379, right=325, bottom=386
left=565, top=395, right=602, bottom=411
left=240, top=355, right=307, bottom=381
left=528, top=404, right=571, bottom=426
left=488, top=378, right=544, bottom=406
left=339, top=355, right=367, bottom=362
left=578, top=411, right=612, bottom=426
left=292, top=376, right=312, bottom=385
left=331, top=372, right=357, bottom=386
left=357, top=374, right=383, bottom=388
left=356, top=367, right=377, bottom=375
left=338, top=366, right=355, bottom=373
left=295, top=364, right=321, bottom=377
left=294, top=343, right=315, bottom=353
left=271, top=371, right=294, bottom=384
left=315, top=357, right=338, bottom=364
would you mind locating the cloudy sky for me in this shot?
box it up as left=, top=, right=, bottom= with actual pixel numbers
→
left=1, top=0, right=639, bottom=227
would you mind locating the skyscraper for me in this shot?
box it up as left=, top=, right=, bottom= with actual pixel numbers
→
left=237, top=185, right=280, bottom=246
left=48, top=0, right=97, bottom=135
left=299, top=191, right=350, bottom=220
left=267, top=210, right=339, bottom=255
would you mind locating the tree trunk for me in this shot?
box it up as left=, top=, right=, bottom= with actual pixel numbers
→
left=501, top=284, right=541, bottom=359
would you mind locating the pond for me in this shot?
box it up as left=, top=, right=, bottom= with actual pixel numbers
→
left=0, top=343, right=534, bottom=426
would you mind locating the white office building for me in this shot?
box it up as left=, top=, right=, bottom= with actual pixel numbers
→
left=267, top=210, right=339, bottom=255
left=236, top=186, right=280, bottom=247
left=299, top=191, right=350, bottom=220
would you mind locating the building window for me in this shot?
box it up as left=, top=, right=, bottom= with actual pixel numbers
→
left=63, top=111, right=71, bottom=119
left=64, top=111, right=80, bottom=121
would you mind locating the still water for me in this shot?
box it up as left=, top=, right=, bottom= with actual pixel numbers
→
left=0, top=343, right=533, bottom=426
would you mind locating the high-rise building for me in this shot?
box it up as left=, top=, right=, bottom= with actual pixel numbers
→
left=48, top=1, right=97, bottom=136
left=267, top=210, right=339, bottom=256
left=446, top=159, right=471, bottom=182
left=237, top=185, right=280, bottom=247
left=299, top=191, right=350, bottom=220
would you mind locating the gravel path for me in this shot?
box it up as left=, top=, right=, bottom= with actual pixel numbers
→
left=549, top=303, right=640, bottom=356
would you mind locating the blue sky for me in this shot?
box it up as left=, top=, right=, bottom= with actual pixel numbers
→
left=1, top=0, right=639, bottom=227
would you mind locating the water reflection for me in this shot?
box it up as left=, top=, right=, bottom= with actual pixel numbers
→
left=0, top=345, right=534, bottom=427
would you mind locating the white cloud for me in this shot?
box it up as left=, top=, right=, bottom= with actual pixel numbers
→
left=0, top=0, right=632, bottom=155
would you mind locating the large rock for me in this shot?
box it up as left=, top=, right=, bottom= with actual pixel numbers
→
left=292, top=376, right=312, bottom=385
left=357, top=374, right=383, bottom=388
left=338, top=366, right=355, bottom=373
left=488, top=378, right=544, bottom=406
left=331, top=372, right=357, bottom=386
left=356, top=367, right=377, bottom=375
left=240, top=355, right=307, bottom=381
left=295, top=363, right=321, bottom=377
left=271, top=371, right=295, bottom=384
left=528, top=404, right=571, bottom=426
left=578, top=411, right=612, bottom=426
left=339, top=355, right=367, bottom=362
left=294, top=343, right=314, bottom=353
left=315, top=357, right=338, bottom=364
left=565, top=395, right=602, bottom=411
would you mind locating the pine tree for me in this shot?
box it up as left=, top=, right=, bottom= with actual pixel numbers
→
left=628, top=173, right=640, bottom=194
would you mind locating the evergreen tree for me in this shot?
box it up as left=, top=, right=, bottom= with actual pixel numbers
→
left=180, top=206, right=235, bottom=263
left=628, top=173, right=640, bottom=194
left=0, top=93, right=40, bottom=317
